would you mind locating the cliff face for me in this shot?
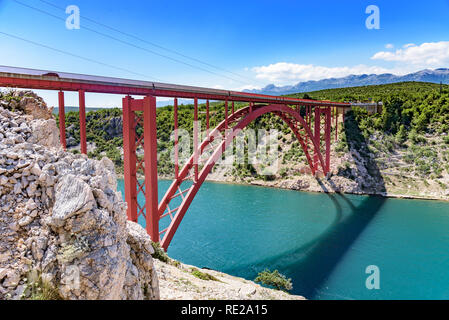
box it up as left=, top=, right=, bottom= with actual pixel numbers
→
left=0, top=94, right=159, bottom=300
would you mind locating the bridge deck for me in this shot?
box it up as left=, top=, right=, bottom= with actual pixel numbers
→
left=0, top=65, right=349, bottom=107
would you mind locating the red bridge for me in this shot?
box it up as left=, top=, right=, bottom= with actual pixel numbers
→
left=0, top=66, right=350, bottom=250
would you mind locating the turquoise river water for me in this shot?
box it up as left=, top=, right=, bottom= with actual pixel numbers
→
left=117, top=179, right=449, bottom=300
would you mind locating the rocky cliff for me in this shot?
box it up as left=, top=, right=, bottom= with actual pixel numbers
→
left=0, top=93, right=159, bottom=300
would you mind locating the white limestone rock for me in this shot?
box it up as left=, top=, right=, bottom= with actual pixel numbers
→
left=0, top=93, right=159, bottom=301
left=49, top=175, right=95, bottom=228
left=27, top=119, right=60, bottom=149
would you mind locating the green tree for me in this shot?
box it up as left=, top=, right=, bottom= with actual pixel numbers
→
left=381, top=96, right=402, bottom=133
left=395, top=124, right=407, bottom=144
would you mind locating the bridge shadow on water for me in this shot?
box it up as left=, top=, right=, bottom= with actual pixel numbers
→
left=236, top=111, right=388, bottom=299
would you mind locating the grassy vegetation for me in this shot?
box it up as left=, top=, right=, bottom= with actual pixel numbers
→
left=20, top=270, right=62, bottom=300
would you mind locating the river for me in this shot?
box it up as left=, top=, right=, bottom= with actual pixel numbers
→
left=117, top=179, right=449, bottom=300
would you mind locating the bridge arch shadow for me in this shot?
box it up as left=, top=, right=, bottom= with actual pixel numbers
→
left=229, top=110, right=387, bottom=299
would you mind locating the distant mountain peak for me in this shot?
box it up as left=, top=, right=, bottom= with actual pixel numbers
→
left=246, top=68, right=449, bottom=96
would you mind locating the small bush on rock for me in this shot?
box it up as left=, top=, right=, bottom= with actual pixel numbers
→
left=150, top=241, right=170, bottom=263
left=190, top=268, right=219, bottom=281
left=255, top=269, right=292, bottom=292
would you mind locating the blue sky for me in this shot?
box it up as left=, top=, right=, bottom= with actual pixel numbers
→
left=0, top=0, right=448, bottom=107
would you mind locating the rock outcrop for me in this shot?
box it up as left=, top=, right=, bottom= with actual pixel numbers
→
left=0, top=94, right=159, bottom=300
left=0, top=90, right=53, bottom=120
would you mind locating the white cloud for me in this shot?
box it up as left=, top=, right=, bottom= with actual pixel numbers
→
left=156, top=97, right=174, bottom=101
left=248, top=41, right=449, bottom=86
left=371, top=41, right=449, bottom=67
left=232, top=84, right=262, bottom=91
left=251, top=62, right=396, bottom=85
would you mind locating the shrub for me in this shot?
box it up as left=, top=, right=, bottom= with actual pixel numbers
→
left=335, top=140, right=348, bottom=153
left=106, top=147, right=122, bottom=167
left=190, top=268, right=220, bottom=281
left=408, top=129, right=426, bottom=144
left=150, top=241, right=170, bottom=263
left=279, top=168, right=288, bottom=178
left=255, top=269, right=292, bottom=292
left=395, top=124, right=407, bottom=144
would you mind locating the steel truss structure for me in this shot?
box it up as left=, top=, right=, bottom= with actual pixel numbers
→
left=0, top=66, right=349, bottom=250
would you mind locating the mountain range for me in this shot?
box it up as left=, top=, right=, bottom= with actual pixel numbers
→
left=245, top=68, right=449, bottom=96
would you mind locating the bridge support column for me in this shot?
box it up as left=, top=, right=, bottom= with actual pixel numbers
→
left=313, top=107, right=332, bottom=175
left=122, top=96, right=138, bottom=222
left=313, top=107, right=320, bottom=174
left=225, top=99, right=228, bottom=129
left=123, top=95, right=160, bottom=241
left=206, top=100, right=210, bottom=136
left=174, top=98, right=179, bottom=180
left=335, top=107, right=338, bottom=142
left=143, top=96, right=159, bottom=242
left=58, top=91, right=66, bottom=150
left=325, top=107, right=331, bottom=174
left=78, top=90, right=87, bottom=154
left=194, top=98, right=199, bottom=182
left=305, top=105, right=310, bottom=146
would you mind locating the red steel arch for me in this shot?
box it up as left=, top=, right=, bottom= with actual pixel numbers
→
left=0, top=66, right=346, bottom=250
left=158, top=103, right=330, bottom=250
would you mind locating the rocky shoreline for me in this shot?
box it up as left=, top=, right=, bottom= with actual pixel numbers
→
left=154, top=259, right=304, bottom=300
left=230, top=177, right=449, bottom=202
left=123, top=173, right=448, bottom=203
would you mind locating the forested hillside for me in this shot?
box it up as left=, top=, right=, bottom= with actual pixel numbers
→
left=291, top=81, right=449, bottom=135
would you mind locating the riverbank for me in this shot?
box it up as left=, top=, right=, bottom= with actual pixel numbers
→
left=115, top=123, right=449, bottom=202
left=116, top=172, right=449, bottom=202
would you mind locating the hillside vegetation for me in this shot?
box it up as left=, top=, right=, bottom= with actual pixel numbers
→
left=46, top=81, right=449, bottom=199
